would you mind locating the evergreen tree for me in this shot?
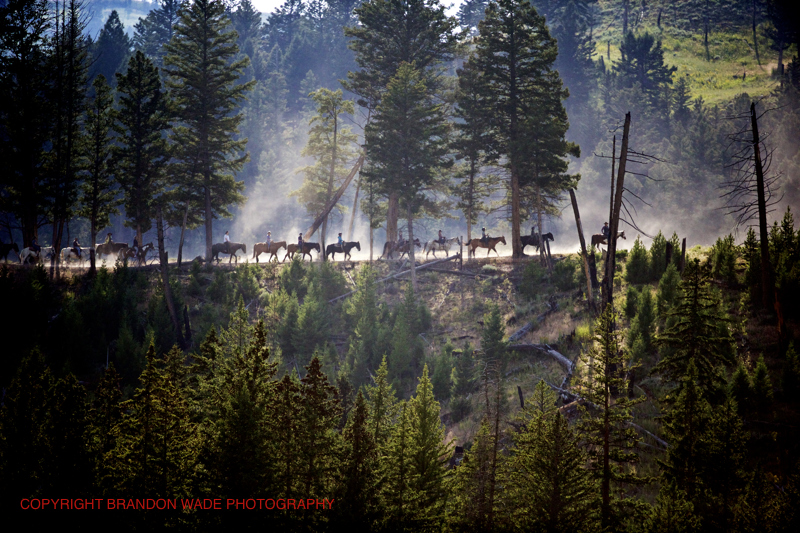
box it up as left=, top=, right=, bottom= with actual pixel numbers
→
left=0, top=0, right=52, bottom=248
left=269, top=373, right=302, bottom=497
left=464, top=0, right=579, bottom=258
left=615, top=32, right=676, bottom=121
left=164, top=0, right=252, bottom=261
left=649, top=230, right=668, bottom=281
left=447, top=419, right=497, bottom=532
left=752, top=355, right=774, bottom=417
left=625, top=235, right=650, bottom=284
left=362, top=63, right=452, bottom=290
left=90, top=10, right=130, bottom=85
left=90, top=365, right=123, bottom=488
left=44, top=374, right=93, bottom=494
left=430, top=341, right=454, bottom=401
left=481, top=303, right=508, bottom=373
left=344, top=264, right=383, bottom=387
left=132, top=0, right=184, bottom=68
left=345, top=0, right=460, bottom=243
left=294, top=88, right=357, bottom=252
left=654, top=259, right=734, bottom=396
left=389, top=284, right=427, bottom=394
left=365, top=355, right=399, bottom=449
left=644, top=481, right=700, bottom=533
left=113, top=51, right=171, bottom=245
left=380, top=401, right=419, bottom=529
left=629, top=288, right=656, bottom=355
left=576, top=305, right=646, bottom=529
left=79, top=74, right=120, bottom=272
left=457, top=0, right=490, bottom=35
left=655, top=263, right=681, bottom=325
left=507, top=381, right=599, bottom=533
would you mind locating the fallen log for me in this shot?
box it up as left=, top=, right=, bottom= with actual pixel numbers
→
left=328, top=253, right=460, bottom=303
left=508, top=343, right=572, bottom=370
left=424, top=267, right=489, bottom=278
left=507, top=300, right=558, bottom=342
left=303, top=155, right=365, bottom=239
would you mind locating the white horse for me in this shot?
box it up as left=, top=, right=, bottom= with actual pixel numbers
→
left=60, top=247, right=90, bottom=266
left=19, top=247, right=41, bottom=265
left=423, top=236, right=461, bottom=259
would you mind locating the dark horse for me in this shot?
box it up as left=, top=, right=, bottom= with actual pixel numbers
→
left=591, top=231, right=626, bottom=247
left=325, top=241, right=361, bottom=261
left=379, top=239, right=421, bottom=260
left=284, top=242, right=321, bottom=262
left=1, top=242, right=20, bottom=263
left=211, top=242, right=247, bottom=263
left=521, top=232, right=554, bottom=253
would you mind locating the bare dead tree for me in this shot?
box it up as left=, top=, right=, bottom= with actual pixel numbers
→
left=721, top=101, right=783, bottom=309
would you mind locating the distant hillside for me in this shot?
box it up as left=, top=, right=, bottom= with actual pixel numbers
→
left=84, top=0, right=158, bottom=37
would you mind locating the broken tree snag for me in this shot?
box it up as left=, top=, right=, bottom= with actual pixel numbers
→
left=303, top=155, right=365, bottom=239
left=605, top=113, right=630, bottom=309
left=328, top=253, right=460, bottom=303
left=517, top=386, right=525, bottom=409
left=665, top=241, right=673, bottom=270
left=569, top=188, right=596, bottom=312
left=750, top=102, right=774, bottom=309
left=507, top=300, right=558, bottom=342
left=507, top=343, right=572, bottom=370
left=681, top=238, right=686, bottom=272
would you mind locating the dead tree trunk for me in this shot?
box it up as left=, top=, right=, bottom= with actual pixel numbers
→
left=303, top=155, right=364, bottom=239
left=604, top=114, right=630, bottom=309
left=386, top=192, right=399, bottom=243
left=347, top=175, right=361, bottom=241
left=750, top=102, right=773, bottom=309
left=681, top=238, right=687, bottom=272
left=569, top=188, right=596, bottom=312
left=177, top=203, right=189, bottom=267
left=157, top=206, right=186, bottom=350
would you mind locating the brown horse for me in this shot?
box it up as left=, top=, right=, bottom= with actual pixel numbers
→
left=253, top=241, right=287, bottom=263
left=284, top=242, right=320, bottom=262
left=591, top=231, right=626, bottom=247
left=467, top=236, right=506, bottom=258
left=379, top=239, right=421, bottom=260
left=96, top=242, right=128, bottom=260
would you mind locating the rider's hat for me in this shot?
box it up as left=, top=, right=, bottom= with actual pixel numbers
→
left=604, top=222, right=608, bottom=225
left=482, top=227, right=485, bottom=230
left=338, top=232, right=342, bottom=235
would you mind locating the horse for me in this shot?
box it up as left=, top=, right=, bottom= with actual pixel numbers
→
left=211, top=242, right=247, bottom=264
left=19, top=247, right=41, bottom=265
left=466, top=236, right=506, bottom=258
left=252, top=241, right=287, bottom=263
left=325, top=241, right=361, bottom=261
left=379, top=238, right=421, bottom=260
left=60, top=246, right=93, bottom=266
left=423, top=236, right=461, bottom=259
left=591, top=231, right=626, bottom=247
left=121, top=242, right=155, bottom=266
left=521, top=232, right=554, bottom=253
left=96, top=242, right=129, bottom=261
left=284, top=242, right=321, bottom=262
left=1, top=242, right=20, bottom=263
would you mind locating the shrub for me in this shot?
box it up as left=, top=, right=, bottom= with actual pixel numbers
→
left=520, top=260, right=548, bottom=299
left=624, top=286, right=639, bottom=319
left=552, top=257, right=579, bottom=292
left=625, top=236, right=650, bottom=284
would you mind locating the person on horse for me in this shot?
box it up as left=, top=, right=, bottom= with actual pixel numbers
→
left=337, top=232, right=344, bottom=248
left=266, top=231, right=272, bottom=249
left=224, top=231, right=231, bottom=254
left=131, top=236, right=139, bottom=258
left=104, top=232, right=113, bottom=245
left=438, top=230, right=446, bottom=245
left=31, top=237, right=41, bottom=253
left=601, top=222, right=610, bottom=240
left=72, top=238, right=81, bottom=258
left=298, top=233, right=304, bottom=249
left=481, top=227, right=488, bottom=243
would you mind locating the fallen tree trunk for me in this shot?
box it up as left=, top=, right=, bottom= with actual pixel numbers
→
left=507, top=343, right=572, bottom=370
left=328, top=253, right=460, bottom=303
left=507, top=300, right=558, bottom=342
left=424, top=267, right=489, bottom=278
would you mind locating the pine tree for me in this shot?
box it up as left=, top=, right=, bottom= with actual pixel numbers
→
left=365, top=355, right=399, bottom=449
left=457, top=0, right=490, bottom=35
left=294, top=88, right=358, bottom=252
left=269, top=373, right=302, bottom=498
left=345, top=264, right=382, bottom=387
left=408, top=365, right=451, bottom=527
left=649, top=231, right=668, bottom=280
left=447, top=420, right=497, bottom=532
left=90, top=10, right=130, bottom=85
left=389, top=284, right=426, bottom=394
left=655, top=263, right=681, bottom=326
left=576, top=305, right=646, bottom=529
left=752, top=355, right=774, bottom=417
left=113, top=51, right=171, bottom=245
left=380, top=401, right=419, bottom=530
left=90, top=365, right=123, bottom=489
left=0, top=0, right=52, bottom=248
left=79, top=74, right=120, bottom=273
left=645, top=481, right=700, bottom=533
left=345, top=0, right=460, bottom=243
left=654, top=259, right=734, bottom=396
left=164, top=0, right=252, bottom=261
left=507, top=381, right=599, bottom=533
left=615, top=32, right=676, bottom=120
left=465, top=0, right=579, bottom=258
left=481, top=303, right=508, bottom=373
left=132, top=0, right=184, bottom=68
left=362, top=63, right=451, bottom=290
left=44, top=374, right=93, bottom=494
left=625, top=235, right=650, bottom=284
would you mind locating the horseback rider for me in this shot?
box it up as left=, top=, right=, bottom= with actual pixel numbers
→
left=298, top=233, right=304, bottom=250
left=601, top=222, right=610, bottom=240
left=266, top=231, right=272, bottom=249
left=438, top=230, right=446, bottom=245
left=481, top=227, right=488, bottom=243
left=398, top=230, right=405, bottom=247
left=131, top=236, right=139, bottom=258
left=72, top=238, right=81, bottom=258
left=337, top=232, right=344, bottom=248
left=224, top=231, right=231, bottom=254
left=31, top=237, right=41, bottom=253
left=104, top=233, right=113, bottom=246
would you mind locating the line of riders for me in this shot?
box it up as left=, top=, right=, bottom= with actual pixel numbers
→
left=2, top=222, right=624, bottom=266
